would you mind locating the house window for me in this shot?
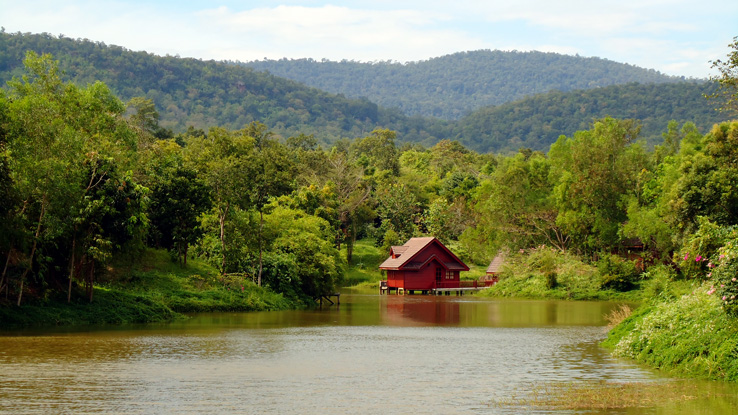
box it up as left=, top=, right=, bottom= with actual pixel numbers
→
left=446, top=271, right=454, bottom=279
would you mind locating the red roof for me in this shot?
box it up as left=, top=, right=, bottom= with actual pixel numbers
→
left=379, top=237, right=469, bottom=271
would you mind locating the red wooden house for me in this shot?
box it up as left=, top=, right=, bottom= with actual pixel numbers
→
left=379, top=237, right=469, bottom=293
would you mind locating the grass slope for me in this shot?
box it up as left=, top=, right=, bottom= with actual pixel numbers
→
left=603, top=286, right=738, bottom=382
left=0, top=249, right=295, bottom=329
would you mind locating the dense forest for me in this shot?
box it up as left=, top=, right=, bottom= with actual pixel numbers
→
left=2, top=38, right=738, bottom=311
left=0, top=31, right=726, bottom=153
left=453, top=81, right=723, bottom=152
left=244, top=50, right=684, bottom=120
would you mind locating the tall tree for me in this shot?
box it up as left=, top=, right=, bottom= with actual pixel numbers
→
left=185, top=127, right=254, bottom=274
left=243, top=122, right=295, bottom=286
left=549, top=118, right=647, bottom=254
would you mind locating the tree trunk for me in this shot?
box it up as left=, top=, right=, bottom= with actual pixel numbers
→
left=17, top=200, right=46, bottom=306
left=346, top=219, right=356, bottom=263
left=257, top=209, right=264, bottom=286
left=219, top=203, right=229, bottom=274
left=67, top=236, right=76, bottom=303
left=88, top=261, right=95, bottom=303
left=0, top=249, right=11, bottom=294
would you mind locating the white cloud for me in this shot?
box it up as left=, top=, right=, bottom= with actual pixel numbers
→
left=1, top=0, right=735, bottom=77
left=194, top=5, right=482, bottom=62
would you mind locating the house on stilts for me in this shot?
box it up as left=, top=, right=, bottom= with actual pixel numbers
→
left=379, top=237, right=475, bottom=295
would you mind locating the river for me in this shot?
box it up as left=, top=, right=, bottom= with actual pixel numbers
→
left=1, top=290, right=736, bottom=414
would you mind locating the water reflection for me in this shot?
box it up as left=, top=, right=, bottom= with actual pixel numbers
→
left=0, top=293, right=735, bottom=415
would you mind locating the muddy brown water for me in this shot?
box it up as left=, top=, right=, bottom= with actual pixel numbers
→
left=1, top=290, right=736, bottom=414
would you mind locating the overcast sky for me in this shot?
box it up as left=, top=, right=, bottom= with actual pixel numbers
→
left=2, top=0, right=736, bottom=78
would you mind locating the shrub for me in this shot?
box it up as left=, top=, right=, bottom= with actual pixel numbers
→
left=598, top=254, right=639, bottom=291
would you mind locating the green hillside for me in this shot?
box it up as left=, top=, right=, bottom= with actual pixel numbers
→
left=453, top=81, right=725, bottom=153
left=0, top=31, right=727, bottom=153
left=244, top=50, right=685, bottom=120
left=0, top=31, right=446, bottom=147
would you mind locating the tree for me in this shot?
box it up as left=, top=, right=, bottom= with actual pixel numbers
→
left=708, top=36, right=738, bottom=115
left=549, top=118, right=647, bottom=254
left=3, top=52, right=143, bottom=304
left=243, top=122, right=296, bottom=286
left=473, top=152, right=565, bottom=252
left=185, top=127, right=254, bottom=274
left=670, top=121, right=738, bottom=234
left=146, top=140, right=212, bottom=265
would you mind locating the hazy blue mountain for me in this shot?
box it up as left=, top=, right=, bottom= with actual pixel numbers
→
left=243, top=51, right=686, bottom=120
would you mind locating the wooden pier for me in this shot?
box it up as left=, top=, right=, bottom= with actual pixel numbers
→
left=379, top=280, right=487, bottom=296
left=431, top=287, right=485, bottom=296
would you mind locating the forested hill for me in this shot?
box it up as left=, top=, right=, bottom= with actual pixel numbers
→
left=243, top=50, right=685, bottom=120
left=0, top=31, right=726, bottom=153
left=0, top=31, right=443, bottom=147
left=453, top=81, right=724, bottom=153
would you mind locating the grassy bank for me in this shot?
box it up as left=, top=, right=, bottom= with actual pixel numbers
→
left=342, top=239, right=667, bottom=302
left=0, top=249, right=296, bottom=329
left=342, top=238, right=386, bottom=288
left=603, top=286, right=738, bottom=383
left=477, top=248, right=649, bottom=301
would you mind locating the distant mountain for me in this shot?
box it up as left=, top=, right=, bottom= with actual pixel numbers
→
left=0, top=31, right=438, bottom=147
left=451, top=82, right=723, bottom=153
left=243, top=51, right=686, bottom=120
left=0, top=31, right=727, bottom=154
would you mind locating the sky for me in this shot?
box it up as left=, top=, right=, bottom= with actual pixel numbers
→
left=2, top=0, right=736, bottom=79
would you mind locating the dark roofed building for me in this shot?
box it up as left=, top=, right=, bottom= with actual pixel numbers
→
left=379, top=237, right=469, bottom=292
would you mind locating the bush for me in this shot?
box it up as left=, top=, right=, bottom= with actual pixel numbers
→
left=598, top=254, right=639, bottom=291
left=545, top=271, right=558, bottom=289
left=640, top=265, right=677, bottom=299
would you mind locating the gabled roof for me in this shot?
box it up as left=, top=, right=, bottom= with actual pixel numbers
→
left=379, top=237, right=469, bottom=271
left=486, top=251, right=507, bottom=274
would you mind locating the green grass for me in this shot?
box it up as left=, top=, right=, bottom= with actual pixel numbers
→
left=476, top=248, right=644, bottom=300
left=0, top=248, right=296, bottom=329
left=604, top=285, right=738, bottom=382
left=341, top=238, right=386, bottom=288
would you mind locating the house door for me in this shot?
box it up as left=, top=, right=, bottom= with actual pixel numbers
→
left=435, top=267, right=442, bottom=285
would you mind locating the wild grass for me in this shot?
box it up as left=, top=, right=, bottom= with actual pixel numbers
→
left=605, top=303, right=633, bottom=329
left=494, top=380, right=719, bottom=411
left=604, top=285, right=738, bottom=382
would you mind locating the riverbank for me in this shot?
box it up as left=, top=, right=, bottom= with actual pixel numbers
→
left=0, top=249, right=296, bottom=329
left=603, top=285, right=738, bottom=383
left=343, top=240, right=676, bottom=301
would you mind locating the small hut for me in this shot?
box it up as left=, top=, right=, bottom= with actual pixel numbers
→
left=482, top=251, right=506, bottom=286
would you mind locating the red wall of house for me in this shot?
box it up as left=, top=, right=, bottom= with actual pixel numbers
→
left=385, top=241, right=463, bottom=290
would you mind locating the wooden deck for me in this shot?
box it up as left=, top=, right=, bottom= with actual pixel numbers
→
left=431, top=287, right=486, bottom=296
left=379, top=280, right=489, bottom=296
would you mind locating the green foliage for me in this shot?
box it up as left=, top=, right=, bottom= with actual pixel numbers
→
left=608, top=289, right=738, bottom=382
left=639, top=265, right=679, bottom=300
left=479, top=248, right=633, bottom=300
left=597, top=254, right=639, bottom=291
left=707, top=36, right=738, bottom=115
left=264, top=206, right=343, bottom=298
left=671, top=121, right=738, bottom=236
left=245, top=50, right=681, bottom=120
left=550, top=118, right=647, bottom=254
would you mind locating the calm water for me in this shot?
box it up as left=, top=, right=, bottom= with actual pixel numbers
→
left=1, top=291, right=736, bottom=414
